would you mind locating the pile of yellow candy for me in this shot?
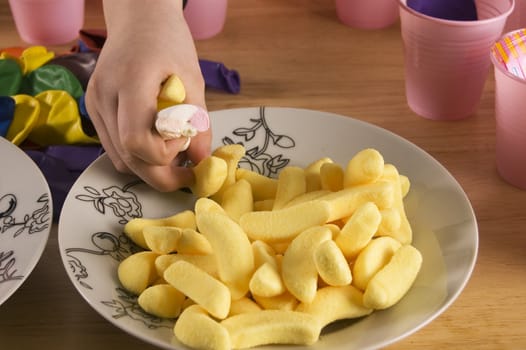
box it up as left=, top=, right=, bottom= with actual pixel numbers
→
left=117, top=144, right=422, bottom=350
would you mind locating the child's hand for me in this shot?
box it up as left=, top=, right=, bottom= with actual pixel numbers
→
left=85, top=0, right=211, bottom=192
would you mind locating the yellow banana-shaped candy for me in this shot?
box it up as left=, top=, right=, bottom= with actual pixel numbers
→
left=174, top=305, right=231, bottom=350
left=221, top=310, right=321, bottom=349
left=240, top=200, right=331, bottom=243
left=282, top=225, right=332, bottom=303
left=164, top=260, right=231, bottom=319
left=363, top=244, right=422, bottom=309
left=296, top=285, right=372, bottom=328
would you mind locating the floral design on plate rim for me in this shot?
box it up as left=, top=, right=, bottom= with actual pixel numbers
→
left=0, top=192, right=51, bottom=284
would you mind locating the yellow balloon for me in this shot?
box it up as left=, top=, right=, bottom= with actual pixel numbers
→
left=6, top=94, right=40, bottom=146
left=28, top=90, right=99, bottom=146
left=20, top=46, right=55, bottom=74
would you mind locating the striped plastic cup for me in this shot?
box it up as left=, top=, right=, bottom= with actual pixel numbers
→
left=491, top=29, right=526, bottom=189
left=399, top=0, right=514, bottom=120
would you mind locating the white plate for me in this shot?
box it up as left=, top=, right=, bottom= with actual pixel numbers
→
left=58, top=107, right=478, bottom=350
left=0, top=137, right=53, bottom=306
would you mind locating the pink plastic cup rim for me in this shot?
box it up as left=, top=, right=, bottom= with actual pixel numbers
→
left=399, top=0, right=515, bottom=27
left=490, top=28, right=526, bottom=84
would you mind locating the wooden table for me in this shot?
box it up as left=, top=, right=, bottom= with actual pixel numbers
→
left=1, top=0, right=525, bottom=349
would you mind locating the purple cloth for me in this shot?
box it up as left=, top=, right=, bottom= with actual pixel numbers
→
left=199, top=59, right=241, bottom=94
left=407, top=0, right=478, bottom=21
left=26, top=145, right=104, bottom=221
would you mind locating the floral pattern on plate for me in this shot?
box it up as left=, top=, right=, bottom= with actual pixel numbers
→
left=0, top=137, right=52, bottom=305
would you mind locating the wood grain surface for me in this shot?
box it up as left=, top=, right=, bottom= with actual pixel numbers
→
left=0, top=0, right=525, bottom=349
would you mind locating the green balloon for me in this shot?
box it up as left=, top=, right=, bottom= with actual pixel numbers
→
left=0, top=58, right=23, bottom=96
left=20, top=64, right=84, bottom=99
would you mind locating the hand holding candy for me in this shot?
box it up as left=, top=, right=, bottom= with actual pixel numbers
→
left=84, top=0, right=211, bottom=192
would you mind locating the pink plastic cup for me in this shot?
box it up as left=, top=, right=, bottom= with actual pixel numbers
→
left=183, top=0, right=228, bottom=40
left=399, top=0, right=514, bottom=120
left=491, top=29, right=526, bottom=189
left=335, top=0, right=399, bottom=30
left=8, top=0, right=84, bottom=45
